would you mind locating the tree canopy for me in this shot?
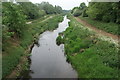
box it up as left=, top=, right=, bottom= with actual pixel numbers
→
left=2, top=2, right=26, bottom=38
left=36, top=2, right=62, bottom=14
left=71, top=3, right=87, bottom=17
left=2, top=1, right=63, bottom=40
left=72, top=2, right=120, bottom=23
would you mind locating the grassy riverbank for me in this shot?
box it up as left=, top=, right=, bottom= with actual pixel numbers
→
left=57, top=14, right=119, bottom=78
left=2, top=15, right=63, bottom=78
left=79, top=16, right=119, bottom=36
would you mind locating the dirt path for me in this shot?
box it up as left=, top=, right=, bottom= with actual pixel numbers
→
left=75, top=17, right=119, bottom=45
left=40, top=16, right=53, bottom=23
left=26, top=16, right=54, bottom=24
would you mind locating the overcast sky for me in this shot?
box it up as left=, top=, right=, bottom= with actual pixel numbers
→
left=29, top=0, right=90, bottom=10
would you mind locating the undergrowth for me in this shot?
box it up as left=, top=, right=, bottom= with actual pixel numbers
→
left=56, top=14, right=119, bottom=78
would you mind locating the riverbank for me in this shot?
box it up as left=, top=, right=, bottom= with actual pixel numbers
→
left=78, top=16, right=119, bottom=36
left=2, top=14, right=63, bottom=79
left=56, top=14, right=119, bottom=78
left=28, top=15, right=77, bottom=78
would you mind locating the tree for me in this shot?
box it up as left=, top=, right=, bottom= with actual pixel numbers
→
left=37, top=2, right=62, bottom=14
left=79, top=2, right=88, bottom=17
left=55, top=6, right=62, bottom=14
left=86, top=2, right=120, bottom=23
left=71, top=7, right=79, bottom=14
left=73, top=8, right=82, bottom=17
left=72, top=2, right=88, bottom=17
left=112, top=2, right=120, bottom=23
left=2, top=2, right=26, bottom=37
left=18, top=2, right=42, bottom=19
left=38, top=2, right=55, bottom=14
left=79, top=2, right=86, bottom=10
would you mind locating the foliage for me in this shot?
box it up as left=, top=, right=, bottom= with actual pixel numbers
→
left=59, top=14, right=119, bottom=78
left=86, top=2, right=120, bottom=23
left=2, top=1, right=63, bottom=78
left=56, top=35, right=64, bottom=45
left=2, top=15, right=63, bottom=78
left=79, top=16, right=119, bottom=35
left=71, top=2, right=119, bottom=37
left=2, top=2, right=26, bottom=37
left=72, top=8, right=82, bottom=17
left=37, top=2, right=62, bottom=14
left=72, top=2, right=87, bottom=17
left=54, top=6, right=63, bottom=14
left=71, top=7, right=79, bottom=14
left=79, top=2, right=86, bottom=10
left=2, top=46, right=24, bottom=78
left=19, top=2, right=45, bottom=19
left=82, top=8, right=88, bottom=17
left=2, top=25, right=14, bottom=41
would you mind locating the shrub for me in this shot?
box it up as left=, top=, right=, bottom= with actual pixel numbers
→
left=82, top=9, right=88, bottom=17
left=102, top=14, right=111, bottom=22
left=56, top=35, right=64, bottom=45
left=73, top=9, right=82, bottom=17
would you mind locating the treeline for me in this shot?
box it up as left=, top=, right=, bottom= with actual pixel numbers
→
left=36, top=2, right=62, bottom=14
left=72, top=2, right=120, bottom=24
left=2, top=2, right=62, bottom=45
left=19, top=2, right=62, bottom=19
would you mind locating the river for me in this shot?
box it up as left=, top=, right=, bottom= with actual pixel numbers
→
left=29, top=16, right=77, bottom=78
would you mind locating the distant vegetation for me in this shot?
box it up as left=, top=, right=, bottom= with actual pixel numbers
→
left=72, top=2, right=120, bottom=24
left=71, top=2, right=119, bottom=35
left=36, top=2, right=62, bottom=14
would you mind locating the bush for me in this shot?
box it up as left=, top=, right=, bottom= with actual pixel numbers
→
left=102, top=14, right=111, bottom=22
left=73, top=9, right=82, bottom=17
left=82, top=9, right=88, bottom=17
left=2, top=2, right=26, bottom=37
left=116, top=17, right=120, bottom=24
left=56, top=35, right=64, bottom=45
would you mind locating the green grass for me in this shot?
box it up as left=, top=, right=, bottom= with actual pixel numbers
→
left=2, top=14, right=63, bottom=78
left=79, top=16, right=119, bottom=35
left=2, top=45, right=24, bottom=77
left=57, top=14, right=119, bottom=78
